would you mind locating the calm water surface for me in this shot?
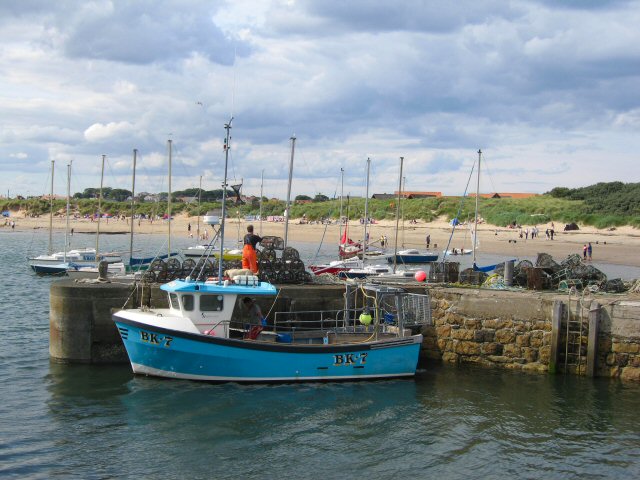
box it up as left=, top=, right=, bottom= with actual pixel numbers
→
left=1, top=230, right=639, bottom=479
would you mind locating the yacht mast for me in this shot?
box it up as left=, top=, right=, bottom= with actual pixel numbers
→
left=167, top=139, right=172, bottom=257
left=197, top=175, right=202, bottom=240
left=363, top=158, right=371, bottom=262
left=218, top=117, right=233, bottom=283
left=48, top=160, right=54, bottom=255
left=283, top=135, right=296, bottom=249
left=259, top=169, right=264, bottom=235
left=129, top=149, right=137, bottom=264
left=392, top=157, right=404, bottom=273
left=96, top=154, right=105, bottom=259
left=64, top=162, right=72, bottom=263
left=473, top=149, right=481, bottom=267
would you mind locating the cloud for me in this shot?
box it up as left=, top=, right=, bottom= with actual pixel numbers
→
left=84, top=121, right=136, bottom=142
left=0, top=1, right=639, bottom=199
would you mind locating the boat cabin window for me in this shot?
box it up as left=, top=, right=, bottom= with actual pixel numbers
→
left=182, top=294, right=194, bottom=311
left=169, top=293, right=179, bottom=309
left=200, top=295, right=224, bottom=312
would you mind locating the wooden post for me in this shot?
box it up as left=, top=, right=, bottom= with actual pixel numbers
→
left=549, top=300, right=564, bottom=374
left=586, top=301, right=601, bottom=377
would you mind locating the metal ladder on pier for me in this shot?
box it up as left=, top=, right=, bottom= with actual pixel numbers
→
left=562, top=290, right=589, bottom=374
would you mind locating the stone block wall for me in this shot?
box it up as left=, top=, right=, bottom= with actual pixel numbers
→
left=595, top=300, right=640, bottom=381
left=421, top=288, right=553, bottom=374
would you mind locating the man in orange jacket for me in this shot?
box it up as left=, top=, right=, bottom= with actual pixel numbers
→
left=242, top=225, right=262, bottom=274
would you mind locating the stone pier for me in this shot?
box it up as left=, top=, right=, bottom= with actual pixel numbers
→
left=49, top=280, right=640, bottom=381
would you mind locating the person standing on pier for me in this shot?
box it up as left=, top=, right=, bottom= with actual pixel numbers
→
left=242, top=224, right=262, bottom=274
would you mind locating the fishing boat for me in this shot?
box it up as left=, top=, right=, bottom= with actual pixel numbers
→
left=113, top=120, right=431, bottom=381
left=113, top=279, right=430, bottom=381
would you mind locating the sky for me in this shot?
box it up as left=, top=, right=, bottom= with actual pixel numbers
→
left=1, top=0, right=639, bottom=201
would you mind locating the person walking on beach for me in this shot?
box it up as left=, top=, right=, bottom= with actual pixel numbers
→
left=242, top=224, right=262, bottom=274
left=583, top=244, right=587, bottom=260
left=426, top=234, right=431, bottom=249
left=587, top=242, right=593, bottom=261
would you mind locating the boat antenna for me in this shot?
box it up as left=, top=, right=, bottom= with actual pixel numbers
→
left=218, top=117, right=233, bottom=284
left=283, top=135, right=296, bottom=249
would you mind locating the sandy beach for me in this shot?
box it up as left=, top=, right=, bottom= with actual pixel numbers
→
left=4, top=213, right=640, bottom=267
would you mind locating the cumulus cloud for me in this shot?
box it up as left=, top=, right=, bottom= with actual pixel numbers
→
left=84, top=121, right=135, bottom=142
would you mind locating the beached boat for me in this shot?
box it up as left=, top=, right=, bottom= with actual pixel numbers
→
left=113, top=279, right=430, bottom=381
left=387, top=249, right=439, bottom=264
left=443, top=248, right=472, bottom=256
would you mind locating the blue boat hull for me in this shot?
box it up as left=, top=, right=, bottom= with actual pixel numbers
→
left=31, top=263, right=68, bottom=275
left=114, top=317, right=422, bottom=382
left=387, top=254, right=438, bottom=264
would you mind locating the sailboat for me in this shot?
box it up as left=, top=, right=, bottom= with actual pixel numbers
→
left=113, top=120, right=433, bottom=382
left=129, top=140, right=180, bottom=268
left=66, top=155, right=127, bottom=279
left=387, top=163, right=439, bottom=265
left=29, top=162, right=121, bottom=274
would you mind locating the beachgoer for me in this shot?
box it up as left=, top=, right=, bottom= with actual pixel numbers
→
left=550, top=228, right=555, bottom=240
left=242, top=224, right=262, bottom=274
left=380, top=235, right=385, bottom=247
left=587, top=242, right=592, bottom=261
left=426, top=234, right=431, bottom=249
left=583, top=244, right=587, bottom=259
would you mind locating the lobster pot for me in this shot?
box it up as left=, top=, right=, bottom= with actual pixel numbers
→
left=429, top=262, right=459, bottom=283
left=458, top=268, right=487, bottom=285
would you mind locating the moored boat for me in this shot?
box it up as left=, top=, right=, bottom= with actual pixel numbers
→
left=112, top=279, right=431, bottom=382
left=387, top=249, right=439, bottom=264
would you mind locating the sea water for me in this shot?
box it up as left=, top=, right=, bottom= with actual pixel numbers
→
left=1, top=230, right=639, bottom=479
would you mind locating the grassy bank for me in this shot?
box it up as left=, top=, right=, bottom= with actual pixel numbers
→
left=3, top=194, right=639, bottom=229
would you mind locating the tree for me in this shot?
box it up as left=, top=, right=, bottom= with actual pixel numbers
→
left=313, top=194, right=329, bottom=202
left=295, top=194, right=312, bottom=201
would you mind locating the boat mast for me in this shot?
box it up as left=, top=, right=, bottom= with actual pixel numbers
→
left=283, top=135, right=296, bottom=249
left=363, top=158, right=371, bottom=261
left=218, top=117, right=233, bottom=283
left=96, top=154, right=105, bottom=259
left=473, top=149, right=481, bottom=267
left=129, top=149, right=137, bottom=265
left=392, top=157, right=404, bottom=273
left=167, top=139, right=172, bottom=257
left=64, top=162, right=72, bottom=263
left=48, top=160, right=54, bottom=255
left=197, top=175, right=202, bottom=241
left=259, top=169, right=264, bottom=235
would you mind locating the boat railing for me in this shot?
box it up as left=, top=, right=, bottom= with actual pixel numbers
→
left=273, top=309, right=347, bottom=334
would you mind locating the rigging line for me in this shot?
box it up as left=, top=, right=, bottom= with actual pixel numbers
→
left=442, top=157, right=477, bottom=263
left=481, top=153, right=498, bottom=195
left=308, top=175, right=342, bottom=265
